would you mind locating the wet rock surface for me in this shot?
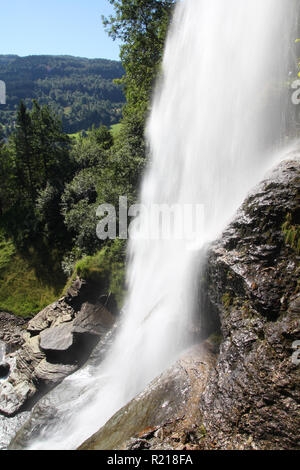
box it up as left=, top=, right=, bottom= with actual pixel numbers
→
left=0, top=278, right=115, bottom=417
left=200, top=156, right=300, bottom=449
left=79, top=344, right=216, bottom=450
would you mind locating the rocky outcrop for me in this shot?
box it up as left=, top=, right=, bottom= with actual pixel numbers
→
left=200, top=156, right=300, bottom=450
left=0, top=278, right=115, bottom=416
left=8, top=324, right=119, bottom=450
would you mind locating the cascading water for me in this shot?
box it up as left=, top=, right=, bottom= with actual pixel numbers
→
left=20, top=0, right=296, bottom=450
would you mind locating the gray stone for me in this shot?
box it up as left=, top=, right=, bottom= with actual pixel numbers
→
left=33, top=360, right=77, bottom=385
left=72, top=302, right=115, bottom=336
left=200, top=157, right=300, bottom=450
left=0, top=380, right=35, bottom=416
left=40, top=323, right=74, bottom=352
left=27, top=301, right=75, bottom=334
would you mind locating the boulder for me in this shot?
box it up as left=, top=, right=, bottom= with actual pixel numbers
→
left=27, top=300, right=75, bottom=334
left=8, top=325, right=120, bottom=450
left=0, top=381, right=35, bottom=416
left=40, top=323, right=74, bottom=352
left=33, top=360, right=77, bottom=385
left=72, top=302, right=114, bottom=336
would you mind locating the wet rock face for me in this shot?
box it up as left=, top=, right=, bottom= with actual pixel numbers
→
left=201, top=157, right=300, bottom=450
left=0, top=278, right=115, bottom=417
left=79, top=344, right=216, bottom=451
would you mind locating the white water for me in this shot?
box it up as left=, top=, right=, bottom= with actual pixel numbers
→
left=0, top=342, right=5, bottom=364
left=30, top=0, right=296, bottom=449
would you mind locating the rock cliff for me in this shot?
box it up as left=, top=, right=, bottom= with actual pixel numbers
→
left=200, top=156, right=300, bottom=449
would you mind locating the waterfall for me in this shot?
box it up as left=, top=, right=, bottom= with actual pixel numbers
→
left=28, top=0, right=296, bottom=449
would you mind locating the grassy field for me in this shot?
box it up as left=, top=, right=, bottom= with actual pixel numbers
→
left=68, top=130, right=89, bottom=140
left=68, top=123, right=122, bottom=141
left=0, top=233, right=66, bottom=317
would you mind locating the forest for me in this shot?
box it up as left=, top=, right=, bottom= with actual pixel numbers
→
left=0, top=54, right=125, bottom=136
left=0, top=0, right=175, bottom=317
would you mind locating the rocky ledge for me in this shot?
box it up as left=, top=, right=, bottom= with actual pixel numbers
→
left=0, top=278, right=115, bottom=416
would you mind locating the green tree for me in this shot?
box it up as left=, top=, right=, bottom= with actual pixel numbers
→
left=92, top=124, right=114, bottom=150
left=12, top=101, right=36, bottom=202
left=5, top=101, right=73, bottom=247
left=61, top=168, right=100, bottom=255
left=102, top=0, right=175, bottom=195
left=0, top=130, right=14, bottom=217
left=103, top=0, right=175, bottom=112
left=30, top=101, right=73, bottom=188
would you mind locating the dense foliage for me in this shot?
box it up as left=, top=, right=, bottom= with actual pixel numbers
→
left=103, top=0, right=175, bottom=169
left=0, top=0, right=174, bottom=316
left=0, top=55, right=125, bottom=136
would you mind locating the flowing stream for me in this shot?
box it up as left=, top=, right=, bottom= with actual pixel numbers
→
left=14, top=0, right=296, bottom=450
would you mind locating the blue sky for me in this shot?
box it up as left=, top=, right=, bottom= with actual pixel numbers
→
left=0, top=0, right=122, bottom=60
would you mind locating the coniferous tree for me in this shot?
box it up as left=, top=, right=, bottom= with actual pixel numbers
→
left=5, top=101, right=73, bottom=247
left=13, top=101, right=36, bottom=202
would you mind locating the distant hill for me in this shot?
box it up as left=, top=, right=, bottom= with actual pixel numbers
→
left=0, top=55, right=125, bottom=135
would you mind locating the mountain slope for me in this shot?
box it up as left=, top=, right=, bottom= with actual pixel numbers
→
left=0, top=55, right=125, bottom=135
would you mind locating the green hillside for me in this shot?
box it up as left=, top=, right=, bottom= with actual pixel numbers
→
left=0, top=55, right=125, bottom=135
